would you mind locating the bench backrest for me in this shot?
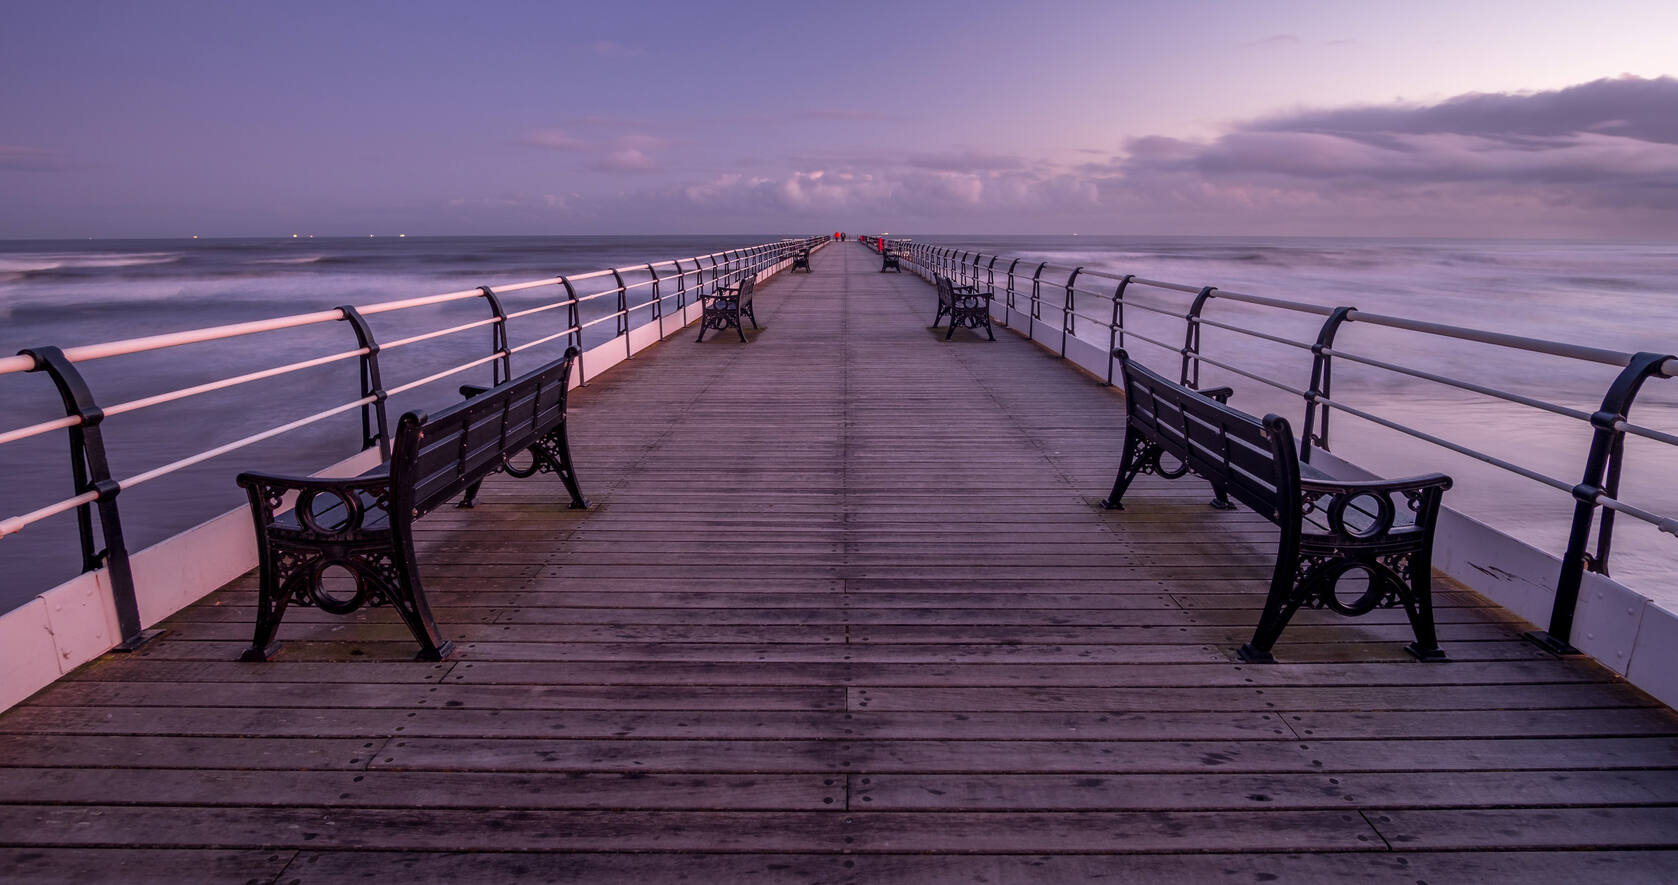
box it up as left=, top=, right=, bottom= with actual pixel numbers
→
left=390, top=347, right=579, bottom=520
left=1117, top=350, right=1299, bottom=524
left=735, top=274, right=754, bottom=308
left=935, top=275, right=954, bottom=305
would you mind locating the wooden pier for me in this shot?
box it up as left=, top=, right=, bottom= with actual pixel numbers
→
left=2, top=244, right=1676, bottom=883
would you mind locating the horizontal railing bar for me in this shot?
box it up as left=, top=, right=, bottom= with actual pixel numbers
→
left=1618, top=420, right=1678, bottom=448
left=1322, top=347, right=1595, bottom=423
left=0, top=308, right=347, bottom=376
left=385, top=353, right=503, bottom=398
left=1596, top=495, right=1678, bottom=536
left=118, top=396, right=376, bottom=492
left=1194, top=317, right=1316, bottom=351
left=1345, top=310, right=1637, bottom=366
left=508, top=327, right=581, bottom=355
left=1188, top=352, right=1310, bottom=398
left=0, top=415, right=81, bottom=448
left=1312, top=393, right=1576, bottom=493
left=0, top=489, right=101, bottom=538
left=380, top=317, right=500, bottom=352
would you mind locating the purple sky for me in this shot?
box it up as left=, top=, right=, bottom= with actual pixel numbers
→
left=3, top=0, right=1676, bottom=239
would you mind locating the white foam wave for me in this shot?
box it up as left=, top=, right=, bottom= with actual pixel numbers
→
left=0, top=252, right=180, bottom=273
left=247, top=256, right=325, bottom=265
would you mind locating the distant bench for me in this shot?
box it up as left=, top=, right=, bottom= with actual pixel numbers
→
left=791, top=249, right=811, bottom=272
left=1101, top=349, right=1452, bottom=663
left=236, top=347, right=588, bottom=662
left=696, top=272, right=757, bottom=342
left=881, top=250, right=901, bottom=272
left=933, top=275, right=995, bottom=341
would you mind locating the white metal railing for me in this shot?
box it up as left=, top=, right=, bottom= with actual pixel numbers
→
left=898, top=239, right=1676, bottom=653
left=1, top=235, right=829, bottom=643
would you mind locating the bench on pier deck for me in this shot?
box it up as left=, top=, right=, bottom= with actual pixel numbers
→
left=791, top=249, right=811, bottom=272
left=1100, top=349, right=1452, bottom=663
left=235, top=347, right=588, bottom=662
left=696, top=272, right=757, bottom=342
left=881, top=250, right=901, bottom=272
left=933, top=274, right=996, bottom=341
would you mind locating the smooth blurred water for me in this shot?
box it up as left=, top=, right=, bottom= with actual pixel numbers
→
left=1, top=234, right=1674, bottom=613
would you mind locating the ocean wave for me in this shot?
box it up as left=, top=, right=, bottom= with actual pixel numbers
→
left=0, top=252, right=180, bottom=273
left=247, top=256, right=325, bottom=265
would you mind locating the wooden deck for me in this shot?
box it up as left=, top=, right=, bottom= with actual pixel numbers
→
left=3, top=243, right=1677, bottom=883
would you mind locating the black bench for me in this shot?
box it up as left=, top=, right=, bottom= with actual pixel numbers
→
left=235, top=347, right=588, bottom=662
left=791, top=249, right=811, bottom=272
left=933, top=274, right=996, bottom=341
left=1101, top=349, right=1452, bottom=663
left=881, top=250, right=901, bottom=272
left=696, top=272, right=757, bottom=342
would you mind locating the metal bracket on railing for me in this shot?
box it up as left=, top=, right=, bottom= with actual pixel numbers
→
left=336, top=306, right=390, bottom=460
left=708, top=254, right=722, bottom=294
left=986, top=256, right=999, bottom=298
left=646, top=263, right=664, bottom=341
left=18, top=345, right=159, bottom=651
left=1299, top=306, right=1357, bottom=462
left=476, top=286, right=512, bottom=385
left=1004, top=259, right=1021, bottom=327
left=1062, top=267, right=1082, bottom=358
left=1180, top=286, right=1217, bottom=389
left=1530, top=350, right=1678, bottom=655
left=1106, top=275, right=1134, bottom=386
left=557, top=276, right=584, bottom=385
left=958, top=252, right=971, bottom=287
left=672, top=259, right=688, bottom=313
left=1029, top=262, right=1048, bottom=339
left=610, top=269, right=631, bottom=358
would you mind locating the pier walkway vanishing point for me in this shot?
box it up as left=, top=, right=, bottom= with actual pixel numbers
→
left=2, top=243, right=1677, bottom=883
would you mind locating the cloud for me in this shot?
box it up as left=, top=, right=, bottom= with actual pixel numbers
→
left=1241, top=34, right=1301, bottom=49
left=0, top=145, right=68, bottom=172
left=521, top=129, right=671, bottom=174
left=521, top=129, right=590, bottom=152
left=1097, top=76, right=1678, bottom=231
left=495, top=77, right=1678, bottom=236
left=591, top=40, right=645, bottom=58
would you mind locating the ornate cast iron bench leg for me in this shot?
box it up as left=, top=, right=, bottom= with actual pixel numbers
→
left=236, top=473, right=455, bottom=662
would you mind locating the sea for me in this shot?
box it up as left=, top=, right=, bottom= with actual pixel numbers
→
left=2, top=235, right=1675, bottom=614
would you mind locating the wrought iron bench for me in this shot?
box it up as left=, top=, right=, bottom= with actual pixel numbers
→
left=791, top=249, right=811, bottom=272
left=696, top=272, right=757, bottom=342
left=933, top=274, right=996, bottom=341
left=235, top=347, right=588, bottom=662
left=881, top=250, right=901, bottom=272
left=1101, top=349, right=1452, bottom=663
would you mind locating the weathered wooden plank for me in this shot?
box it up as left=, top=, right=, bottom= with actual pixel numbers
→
left=852, top=769, right=1678, bottom=810
left=0, top=768, right=841, bottom=809
left=1368, top=807, right=1678, bottom=850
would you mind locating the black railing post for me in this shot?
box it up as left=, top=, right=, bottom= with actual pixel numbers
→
left=336, top=306, right=389, bottom=459
left=1004, top=259, right=1020, bottom=328
left=1028, top=262, right=1047, bottom=341
left=611, top=269, right=631, bottom=359
left=18, top=346, right=160, bottom=650
left=1062, top=267, right=1082, bottom=358
left=646, top=263, right=664, bottom=341
left=1299, top=306, right=1357, bottom=463
left=1179, top=286, right=1217, bottom=389
left=558, top=276, right=584, bottom=384
left=1106, top=275, right=1133, bottom=386
left=1528, top=351, right=1676, bottom=655
left=476, top=286, right=511, bottom=385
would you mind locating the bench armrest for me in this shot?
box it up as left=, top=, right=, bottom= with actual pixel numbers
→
left=1198, top=386, right=1234, bottom=404
left=1297, top=472, right=1453, bottom=539
left=459, top=383, right=491, bottom=398
left=236, top=469, right=393, bottom=529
